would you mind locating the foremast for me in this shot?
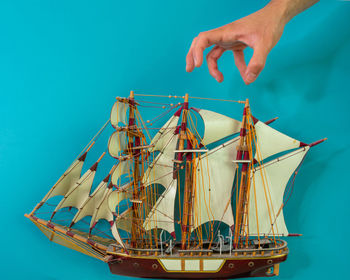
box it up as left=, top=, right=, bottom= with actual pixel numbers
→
left=127, top=91, right=146, bottom=248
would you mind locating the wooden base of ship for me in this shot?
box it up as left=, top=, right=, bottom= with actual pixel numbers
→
left=107, top=253, right=287, bottom=279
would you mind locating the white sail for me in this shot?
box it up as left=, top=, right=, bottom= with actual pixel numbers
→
left=149, top=115, right=180, bottom=152
left=53, top=164, right=97, bottom=212
left=70, top=179, right=108, bottom=225
left=90, top=182, right=132, bottom=228
left=111, top=160, right=132, bottom=186
left=142, top=115, right=180, bottom=233
left=111, top=221, right=126, bottom=249
left=111, top=101, right=129, bottom=127
left=108, top=131, right=127, bottom=158
left=143, top=180, right=177, bottom=234
left=196, top=109, right=241, bottom=146
left=115, top=208, right=132, bottom=233
left=254, top=120, right=301, bottom=161
left=248, top=147, right=309, bottom=236
left=192, top=137, right=239, bottom=231
left=41, top=154, right=86, bottom=202
left=142, top=115, right=179, bottom=189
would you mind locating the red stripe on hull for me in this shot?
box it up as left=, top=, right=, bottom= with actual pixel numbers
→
left=107, top=254, right=287, bottom=279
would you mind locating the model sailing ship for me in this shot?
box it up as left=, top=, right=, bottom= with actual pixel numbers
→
left=25, top=91, right=326, bottom=279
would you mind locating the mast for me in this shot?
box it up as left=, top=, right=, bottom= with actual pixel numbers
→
left=128, top=90, right=143, bottom=248
left=179, top=93, right=194, bottom=250
left=233, top=99, right=252, bottom=248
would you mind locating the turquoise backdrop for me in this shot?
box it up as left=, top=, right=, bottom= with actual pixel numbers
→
left=1, top=0, right=349, bottom=279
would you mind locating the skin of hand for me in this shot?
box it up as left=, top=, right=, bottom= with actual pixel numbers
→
left=186, top=0, right=319, bottom=84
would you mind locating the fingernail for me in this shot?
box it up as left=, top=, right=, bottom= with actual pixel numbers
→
left=245, top=72, right=257, bottom=84
left=194, top=57, right=198, bottom=67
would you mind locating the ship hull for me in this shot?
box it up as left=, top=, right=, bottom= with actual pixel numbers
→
left=107, top=253, right=287, bottom=279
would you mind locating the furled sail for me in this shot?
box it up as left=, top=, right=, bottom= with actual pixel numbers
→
left=111, top=160, right=132, bottom=186
left=254, top=120, right=302, bottom=161
left=41, top=153, right=87, bottom=203
left=142, top=114, right=180, bottom=234
left=70, top=176, right=110, bottom=225
left=195, top=109, right=241, bottom=146
left=110, top=101, right=129, bottom=127
left=108, top=131, right=127, bottom=158
left=192, top=137, right=239, bottom=231
left=53, top=162, right=98, bottom=213
left=248, top=146, right=310, bottom=236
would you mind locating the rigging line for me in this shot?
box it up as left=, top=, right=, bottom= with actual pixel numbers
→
left=244, top=122, right=255, bottom=246
left=193, top=133, right=213, bottom=244
left=76, top=118, right=111, bottom=160
left=253, top=148, right=308, bottom=172
left=146, top=103, right=182, bottom=126
left=65, top=210, right=115, bottom=240
left=134, top=93, right=245, bottom=104
left=283, top=155, right=306, bottom=205
left=135, top=99, right=174, bottom=106
left=265, top=153, right=307, bottom=237
left=135, top=109, right=151, bottom=144
left=125, top=216, right=177, bottom=224
left=246, top=122, right=261, bottom=246
left=188, top=111, right=204, bottom=146
left=142, top=133, right=179, bottom=184
left=138, top=105, right=172, bottom=109
left=188, top=96, right=245, bottom=103
left=200, top=137, right=240, bottom=161
left=249, top=114, right=278, bottom=243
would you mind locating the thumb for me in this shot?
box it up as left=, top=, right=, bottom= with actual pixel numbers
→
left=244, top=45, right=268, bottom=85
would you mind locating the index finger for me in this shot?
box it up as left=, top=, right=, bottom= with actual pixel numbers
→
left=192, top=31, right=221, bottom=68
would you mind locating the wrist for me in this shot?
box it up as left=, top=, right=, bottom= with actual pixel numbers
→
left=265, top=0, right=292, bottom=26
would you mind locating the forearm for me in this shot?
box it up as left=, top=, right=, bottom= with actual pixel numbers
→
left=268, top=0, right=319, bottom=24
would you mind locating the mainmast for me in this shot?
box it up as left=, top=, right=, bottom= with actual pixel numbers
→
left=179, top=93, right=194, bottom=250
left=233, top=99, right=252, bottom=248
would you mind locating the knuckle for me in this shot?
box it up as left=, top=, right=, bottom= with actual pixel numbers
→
left=206, top=52, right=211, bottom=60
left=250, top=61, right=265, bottom=72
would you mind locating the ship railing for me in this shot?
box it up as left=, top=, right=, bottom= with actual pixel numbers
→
left=230, top=239, right=288, bottom=257
left=178, top=249, right=213, bottom=257
left=107, top=239, right=288, bottom=257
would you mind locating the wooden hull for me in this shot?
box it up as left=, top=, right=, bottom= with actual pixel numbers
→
left=107, top=253, right=287, bottom=279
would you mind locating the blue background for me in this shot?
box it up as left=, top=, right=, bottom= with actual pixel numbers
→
left=1, top=0, right=349, bottom=279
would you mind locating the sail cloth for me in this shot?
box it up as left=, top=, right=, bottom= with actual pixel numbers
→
left=115, top=208, right=133, bottom=233
left=149, top=115, right=180, bottom=152
left=248, top=146, right=309, bottom=236
left=192, top=137, right=239, bottom=231
left=196, top=109, right=241, bottom=146
left=143, top=180, right=177, bottom=233
left=71, top=179, right=109, bottom=225
left=53, top=164, right=98, bottom=212
left=41, top=154, right=86, bottom=203
left=108, top=131, right=127, bottom=158
left=142, top=114, right=180, bottom=234
left=110, top=101, right=129, bottom=127
left=89, top=182, right=133, bottom=228
left=111, top=221, right=127, bottom=249
left=111, top=160, right=132, bottom=186
left=254, top=120, right=302, bottom=161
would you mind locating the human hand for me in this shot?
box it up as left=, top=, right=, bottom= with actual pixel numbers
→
left=186, top=2, right=290, bottom=84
